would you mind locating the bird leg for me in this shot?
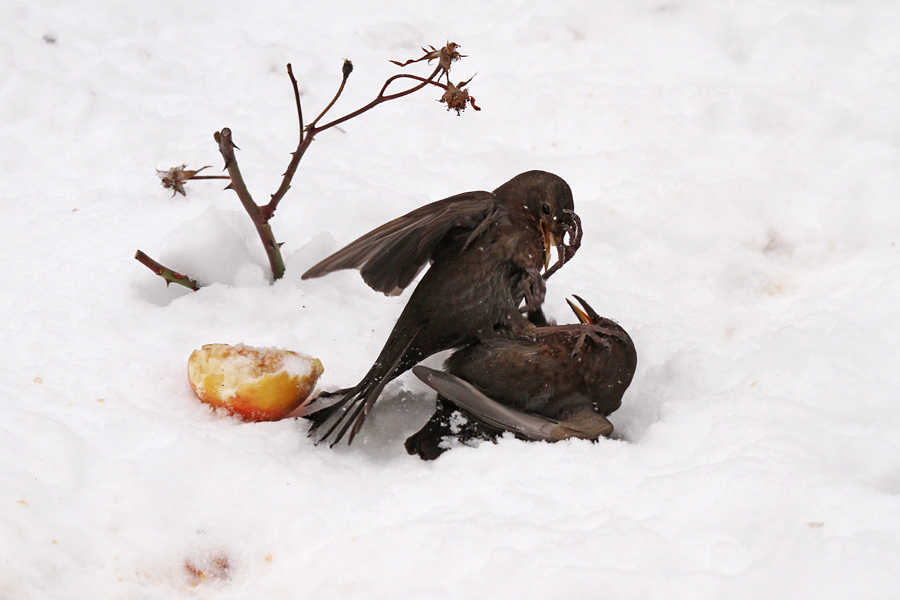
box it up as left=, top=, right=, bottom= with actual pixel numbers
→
left=517, top=268, right=546, bottom=314
left=405, top=397, right=499, bottom=460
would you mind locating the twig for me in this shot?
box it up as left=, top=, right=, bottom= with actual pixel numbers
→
left=262, top=64, right=308, bottom=221
left=263, top=62, right=444, bottom=221
left=134, top=250, right=201, bottom=291
left=312, top=66, right=444, bottom=135
left=149, top=43, right=473, bottom=286
left=308, top=60, right=353, bottom=129
left=214, top=128, right=286, bottom=280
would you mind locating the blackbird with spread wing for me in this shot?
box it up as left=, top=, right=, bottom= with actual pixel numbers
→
left=301, top=170, right=581, bottom=445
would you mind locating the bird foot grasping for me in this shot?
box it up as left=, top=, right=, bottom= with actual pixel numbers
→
left=570, top=328, right=611, bottom=361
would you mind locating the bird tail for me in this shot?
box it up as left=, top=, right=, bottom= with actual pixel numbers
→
left=306, top=333, right=417, bottom=446
left=305, top=389, right=368, bottom=446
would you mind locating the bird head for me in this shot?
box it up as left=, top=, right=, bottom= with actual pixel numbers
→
left=492, top=170, right=581, bottom=276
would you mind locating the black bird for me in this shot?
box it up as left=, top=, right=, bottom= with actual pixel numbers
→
left=406, top=295, right=636, bottom=460
left=300, top=171, right=581, bottom=445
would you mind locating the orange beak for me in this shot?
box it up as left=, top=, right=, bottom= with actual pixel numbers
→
left=566, top=298, right=591, bottom=324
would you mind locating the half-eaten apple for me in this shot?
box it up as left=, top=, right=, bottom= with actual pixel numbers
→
left=188, top=343, right=323, bottom=421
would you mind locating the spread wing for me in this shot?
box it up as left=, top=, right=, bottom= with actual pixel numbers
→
left=301, top=191, right=495, bottom=295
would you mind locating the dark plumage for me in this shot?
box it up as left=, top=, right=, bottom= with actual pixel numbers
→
left=406, top=295, right=637, bottom=460
left=300, top=171, right=581, bottom=445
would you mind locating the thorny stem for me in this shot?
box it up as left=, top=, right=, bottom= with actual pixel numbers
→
left=263, top=64, right=445, bottom=223
left=134, top=250, right=201, bottom=291
left=290, top=63, right=304, bottom=140
left=214, top=128, right=286, bottom=280
left=312, top=66, right=444, bottom=135
left=308, top=65, right=351, bottom=130
left=150, top=45, right=467, bottom=286
left=263, top=63, right=308, bottom=222
left=217, top=62, right=447, bottom=281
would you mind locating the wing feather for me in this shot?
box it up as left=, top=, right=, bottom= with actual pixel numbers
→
left=301, top=191, right=495, bottom=294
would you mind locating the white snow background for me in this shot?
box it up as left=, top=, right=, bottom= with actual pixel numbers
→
left=2, top=0, right=899, bottom=598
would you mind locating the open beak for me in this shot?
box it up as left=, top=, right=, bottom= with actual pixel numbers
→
left=566, top=295, right=600, bottom=325
left=566, top=298, right=590, bottom=324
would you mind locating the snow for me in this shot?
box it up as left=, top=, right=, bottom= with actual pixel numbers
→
left=2, top=0, right=900, bottom=598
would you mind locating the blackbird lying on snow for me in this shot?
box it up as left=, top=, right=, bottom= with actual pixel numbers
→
left=300, top=170, right=581, bottom=445
left=406, top=295, right=637, bottom=461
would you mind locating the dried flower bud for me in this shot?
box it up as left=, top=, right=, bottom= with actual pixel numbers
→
left=439, top=79, right=481, bottom=115
left=157, top=164, right=212, bottom=196
left=390, top=42, right=466, bottom=78
left=437, top=42, right=464, bottom=72
left=342, top=59, right=353, bottom=79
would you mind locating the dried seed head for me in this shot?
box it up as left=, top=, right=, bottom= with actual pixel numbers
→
left=437, top=42, right=464, bottom=72
left=390, top=41, right=466, bottom=77
left=439, top=79, right=481, bottom=115
left=156, top=164, right=211, bottom=196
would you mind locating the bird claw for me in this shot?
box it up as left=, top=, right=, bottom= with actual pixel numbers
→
left=569, top=328, right=611, bottom=361
left=543, top=210, right=582, bottom=280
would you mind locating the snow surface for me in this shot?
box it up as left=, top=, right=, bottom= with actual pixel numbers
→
left=2, top=1, right=900, bottom=598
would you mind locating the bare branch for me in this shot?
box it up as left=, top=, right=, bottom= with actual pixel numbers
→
left=214, top=128, right=286, bottom=280
left=309, top=60, right=353, bottom=129
left=146, top=43, right=476, bottom=287
left=264, top=64, right=312, bottom=221
left=135, top=250, right=201, bottom=291
left=288, top=63, right=304, bottom=141
left=313, top=65, right=444, bottom=135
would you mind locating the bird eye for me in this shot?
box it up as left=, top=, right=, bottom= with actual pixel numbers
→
left=541, top=203, right=551, bottom=215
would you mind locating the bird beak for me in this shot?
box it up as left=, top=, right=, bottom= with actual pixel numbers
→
left=566, top=298, right=591, bottom=324
left=540, top=221, right=556, bottom=272
left=568, top=294, right=601, bottom=324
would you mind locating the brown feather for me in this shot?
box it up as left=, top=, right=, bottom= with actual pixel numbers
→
left=301, top=192, right=494, bottom=295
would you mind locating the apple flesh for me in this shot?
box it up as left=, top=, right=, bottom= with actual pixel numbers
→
left=188, top=343, right=324, bottom=421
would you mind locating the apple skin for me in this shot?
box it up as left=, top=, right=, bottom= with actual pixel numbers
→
left=188, top=343, right=324, bottom=422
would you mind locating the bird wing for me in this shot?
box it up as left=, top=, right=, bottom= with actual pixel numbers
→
left=412, top=366, right=615, bottom=442
left=301, top=191, right=495, bottom=295
left=412, top=366, right=561, bottom=441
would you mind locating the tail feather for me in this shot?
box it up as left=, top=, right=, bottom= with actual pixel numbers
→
left=337, top=399, right=369, bottom=446
left=308, top=331, right=420, bottom=446
left=306, top=394, right=353, bottom=436
left=319, top=396, right=363, bottom=445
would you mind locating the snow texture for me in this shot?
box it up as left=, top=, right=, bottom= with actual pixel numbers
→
left=2, top=1, right=899, bottom=598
